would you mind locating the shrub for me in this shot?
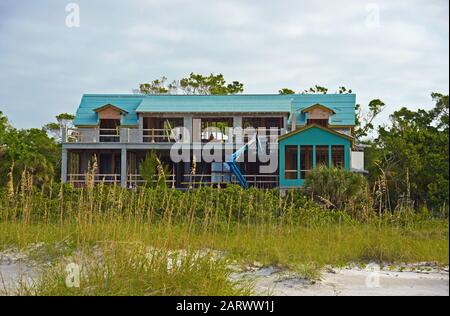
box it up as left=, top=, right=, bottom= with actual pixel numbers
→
left=304, top=166, right=371, bottom=215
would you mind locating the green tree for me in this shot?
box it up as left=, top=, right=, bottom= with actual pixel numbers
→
left=368, top=93, right=449, bottom=211
left=137, top=73, right=244, bottom=95
left=139, top=151, right=170, bottom=188
left=302, top=85, right=329, bottom=94
left=137, top=76, right=171, bottom=95
left=0, top=111, right=11, bottom=160
left=179, top=73, right=244, bottom=95
left=354, top=99, right=385, bottom=140
left=278, top=88, right=295, bottom=95
left=0, top=130, right=60, bottom=187
left=44, top=113, right=75, bottom=141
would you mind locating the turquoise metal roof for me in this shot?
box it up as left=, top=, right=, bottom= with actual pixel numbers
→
left=291, top=94, right=356, bottom=126
left=73, top=94, right=356, bottom=127
left=73, top=95, right=142, bottom=126
left=136, top=95, right=292, bottom=113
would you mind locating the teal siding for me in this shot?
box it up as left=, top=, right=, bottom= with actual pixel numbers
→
left=279, top=126, right=351, bottom=188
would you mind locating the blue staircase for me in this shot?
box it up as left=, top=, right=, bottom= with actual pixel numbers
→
left=225, top=136, right=261, bottom=189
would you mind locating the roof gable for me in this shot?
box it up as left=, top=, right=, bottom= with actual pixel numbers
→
left=301, top=103, right=336, bottom=114
left=279, top=124, right=354, bottom=143
left=93, top=104, right=129, bottom=114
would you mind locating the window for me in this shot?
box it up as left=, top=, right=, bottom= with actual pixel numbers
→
left=143, top=117, right=183, bottom=142
left=201, top=118, right=233, bottom=142
left=99, top=119, right=120, bottom=142
left=300, top=145, right=313, bottom=179
left=332, top=145, right=345, bottom=168
left=307, top=119, right=328, bottom=127
left=316, top=146, right=329, bottom=167
left=284, top=146, right=298, bottom=179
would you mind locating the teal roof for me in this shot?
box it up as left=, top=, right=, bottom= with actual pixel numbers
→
left=137, top=95, right=292, bottom=113
left=73, top=95, right=142, bottom=126
left=290, top=94, right=356, bottom=126
left=73, top=94, right=356, bottom=127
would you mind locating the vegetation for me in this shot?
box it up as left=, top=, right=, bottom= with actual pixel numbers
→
left=367, top=93, right=449, bottom=213
left=0, top=181, right=448, bottom=295
left=139, top=150, right=170, bottom=188
left=0, top=111, right=60, bottom=187
left=305, top=166, right=370, bottom=218
left=136, top=73, right=244, bottom=95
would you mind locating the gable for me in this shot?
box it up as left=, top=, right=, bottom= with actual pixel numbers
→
left=279, top=125, right=353, bottom=146
left=94, top=104, right=126, bottom=120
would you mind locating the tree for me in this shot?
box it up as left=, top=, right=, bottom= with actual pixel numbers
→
left=0, top=111, right=11, bottom=160
left=338, top=86, right=353, bottom=94
left=278, top=88, right=295, bottom=95
left=44, top=113, right=75, bottom=141
left=354, top=99, right=385, bottom=140
left=136, top=73, right=244, bottom=95
left=136, top=76, right=171, bottom=95
left=367, top=93, right=449, bottom=212
left=179, top=73, right=244, bottom=95
left=302, top=85, right=328, bottom=94
left=139, top=150, right=170, bottom=188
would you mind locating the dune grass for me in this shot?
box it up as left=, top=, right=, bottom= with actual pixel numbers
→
left=0, top=183, right=448, bottom=295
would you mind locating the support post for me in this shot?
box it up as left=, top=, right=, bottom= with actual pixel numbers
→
left=121, top=147, right=127, bottom=188
left=183, top=115, right=193, bottom=143
left=61, top=148, right=68, bottom=184
left=328, top=145, right=332, bottom=169
left=61, top=127, right=67, bottom=143
left=139, top=115, right=144, bottom=142
left=233, top=116, right=242, bottom=144
left=193, top=118, right=201, bottom=143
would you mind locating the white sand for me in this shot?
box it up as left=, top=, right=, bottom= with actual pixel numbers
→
left=1, top=249, right=448, bottom=296
left=241, top=266, right=449, bottom=296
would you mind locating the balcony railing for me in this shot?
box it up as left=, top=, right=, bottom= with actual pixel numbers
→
left=142, top=128, right=182, bottom=143
left=127, top=174, right=176, bottom=187
left=65, top=128, right=120, bottom=143
left=63, top=127, right=284, bottom=144
left=182, top=174, right=279, bottom=188
left=99, top=129, right=120, bottom=143
left=68, top=174, right=121, bottom=184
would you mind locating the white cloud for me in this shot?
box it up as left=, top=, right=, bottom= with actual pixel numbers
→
left=0, top=0, right=448, bottom=129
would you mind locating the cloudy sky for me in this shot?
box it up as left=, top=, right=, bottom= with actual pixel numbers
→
left=0, top=0, right=448, bottom=129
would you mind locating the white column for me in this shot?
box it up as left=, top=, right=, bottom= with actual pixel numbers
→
left=61, top=127, right=67, bottom=143
left=61, top=148, right=68, bottom=183
left=138, top=114, right=144, bottom=142
left=192, top=118, right=201, bottom=143
left=232, top=116, right=242, bottom=144
left=233, top=116, right=242, bottom=129
left=120, top=127, right=128, bottom=143
left=121, top=147, right=127, bottom=188
left=183, top=115, right=193, bottom=143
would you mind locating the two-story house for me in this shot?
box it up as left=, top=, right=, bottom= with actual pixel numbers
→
left=61, top=93, right=365, bottom=189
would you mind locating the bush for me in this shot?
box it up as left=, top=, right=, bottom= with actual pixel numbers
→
left=304, top=166, right=371, bottom=216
